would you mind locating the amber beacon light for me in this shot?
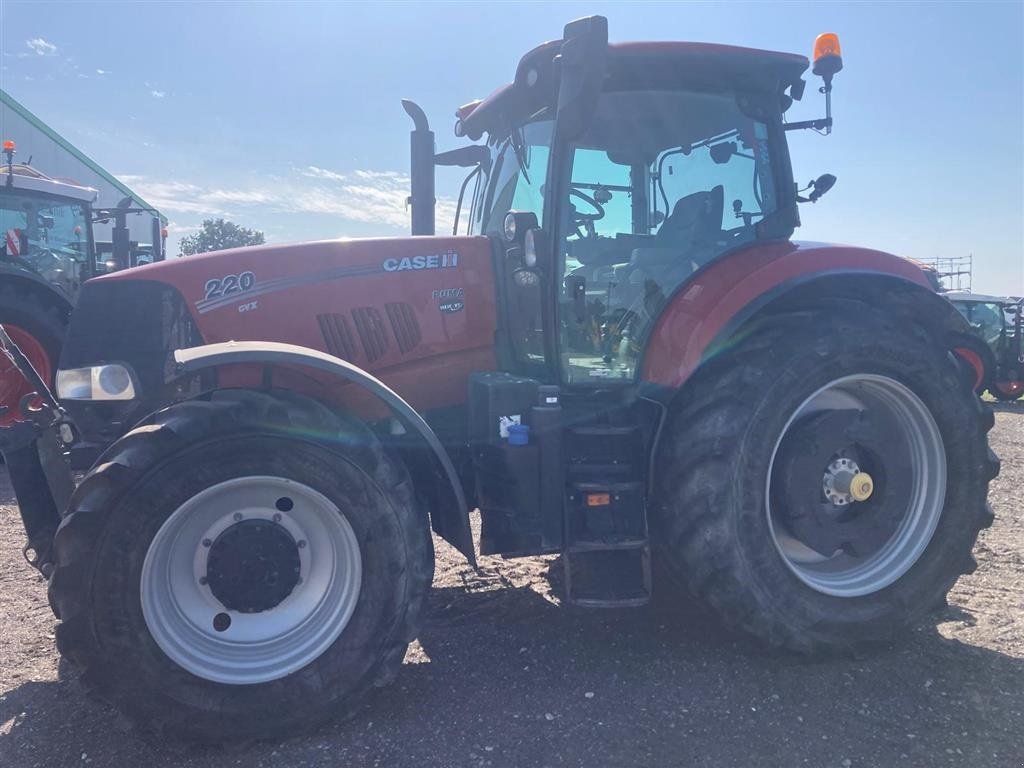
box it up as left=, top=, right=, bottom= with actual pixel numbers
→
left=812, top=33, right=843, bottom=80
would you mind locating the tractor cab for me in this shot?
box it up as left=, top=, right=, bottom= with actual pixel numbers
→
left=1, top=142, right=168, bottom=299
left=400, top=17, right=846, bottom=601
left=947, top=291, right=1024, bottom=400
left=1, top=159, right=97, bottom=299
left=408, top=17, right=838, bottom=388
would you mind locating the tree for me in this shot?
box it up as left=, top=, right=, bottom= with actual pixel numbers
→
left=179, top=218, right=265, bottom=255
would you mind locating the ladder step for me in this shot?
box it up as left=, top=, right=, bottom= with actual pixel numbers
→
left=565, top=425, right=643, bottom=475
left=564, top=547, right=651, bottom=608
left=569, top=538, right=648, bottom=553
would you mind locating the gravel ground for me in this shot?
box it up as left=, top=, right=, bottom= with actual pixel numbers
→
left=1, top=404, right=1022, bottom=768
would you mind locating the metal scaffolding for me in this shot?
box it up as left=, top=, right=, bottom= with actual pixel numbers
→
left=924, top=254, right=973, bottom=292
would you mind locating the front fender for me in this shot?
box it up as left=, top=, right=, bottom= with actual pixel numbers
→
left=174, top=340, right=475, bottom=565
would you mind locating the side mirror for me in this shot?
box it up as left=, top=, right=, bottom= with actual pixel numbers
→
left=797, top=173, right=837, bottom=203
left=808, top=173, right=836, bottom=202
left=434, top=145, right=489, bottom=168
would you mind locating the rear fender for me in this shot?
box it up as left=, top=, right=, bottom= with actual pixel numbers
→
left=174, top=341, right=475, bottom=565
left=641, top=244, right=966, bottom=391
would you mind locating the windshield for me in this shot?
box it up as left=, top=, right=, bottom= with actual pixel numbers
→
left=0, top=190, right=90, bottom=294
left=481, top=120, right=554, bottom=235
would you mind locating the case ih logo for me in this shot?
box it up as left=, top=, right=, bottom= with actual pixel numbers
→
left=382, top=250, right=459, bottom=272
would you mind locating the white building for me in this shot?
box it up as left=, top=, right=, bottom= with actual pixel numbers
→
left=0, top=87, right=166, bottom=246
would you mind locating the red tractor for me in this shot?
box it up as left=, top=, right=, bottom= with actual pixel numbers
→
left=0, top=17, right=999, bottom=743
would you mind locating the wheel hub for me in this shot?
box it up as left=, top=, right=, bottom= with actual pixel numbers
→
left=205, top=519, right=301, bottom=613
left=767, top=374, right=947, bottom=597
left=773, top=407, right=912, bottom=559
left=822, top=457, right=874, bottom=505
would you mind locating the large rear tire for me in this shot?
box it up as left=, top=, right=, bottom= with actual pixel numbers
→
left=653, top=305, right=999, bottom=652
left=48, top=389, right=433, bottom=742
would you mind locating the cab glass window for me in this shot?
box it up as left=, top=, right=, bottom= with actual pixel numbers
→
left=557, top=90, right=778, bottom=384
left=483, top=120, right=553, bottom=235
left=0, top=192, right=89, bottom=293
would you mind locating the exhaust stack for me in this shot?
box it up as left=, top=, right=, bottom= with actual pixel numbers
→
left=402, top=100, right=435, bottom=236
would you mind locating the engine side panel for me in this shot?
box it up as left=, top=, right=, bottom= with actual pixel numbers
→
left=94, top=236, right=498, bottom=414
left=640, top=241, right=933, bottom=389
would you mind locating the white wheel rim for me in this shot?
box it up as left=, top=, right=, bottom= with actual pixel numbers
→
left=141, top=476, right=362, bottom=684
left=766, top=374, right=947, bottom=597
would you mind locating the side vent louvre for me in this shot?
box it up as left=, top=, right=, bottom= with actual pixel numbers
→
left=385, top=302, right=422, bottom=354
left=352, top=307, right=389, bottom=362
left=317, top=313, right=358, bottom=361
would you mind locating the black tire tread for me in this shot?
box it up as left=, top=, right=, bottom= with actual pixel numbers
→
left=654, top=299, right=998, bottom=653
left=48, top=388, right=432, bottom=743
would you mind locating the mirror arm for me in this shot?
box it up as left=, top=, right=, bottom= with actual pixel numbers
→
left=784, top=117, right=833, bottom=132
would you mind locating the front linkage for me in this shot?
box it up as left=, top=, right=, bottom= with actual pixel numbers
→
left=0, top=325, right=76, bottom=576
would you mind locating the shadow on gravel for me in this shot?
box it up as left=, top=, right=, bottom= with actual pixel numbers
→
left=990, top=400, right=1024, bottom=413
left=3, top=570, right=1021, bottom=768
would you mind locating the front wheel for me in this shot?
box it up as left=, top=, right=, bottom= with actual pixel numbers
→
left=653, top=306, right=999, bottom=651
left=48, top=390, right=433, bottom=742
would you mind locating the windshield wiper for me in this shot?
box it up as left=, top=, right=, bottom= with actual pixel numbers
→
left=508, top=129, right=531, bottom=185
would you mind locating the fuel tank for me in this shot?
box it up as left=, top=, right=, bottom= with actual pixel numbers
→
left=81, top=236, right=498, bottom=415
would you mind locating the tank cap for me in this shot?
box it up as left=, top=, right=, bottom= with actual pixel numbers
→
left=507, top=424, right=530, bottom=445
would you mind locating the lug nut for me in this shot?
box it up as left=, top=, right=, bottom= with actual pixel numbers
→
left=273, top=513, right=282, bottom=523
left=233, top=512, right=243, bottom=522
left=199, top=576, right=208, bottom=586
left=297, top=540, right=306, bottom=549
left=202, top=538, right=212, bottom=548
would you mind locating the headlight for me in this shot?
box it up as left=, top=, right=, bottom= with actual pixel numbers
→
left=503, top=211, right=517, bottom=242
left=56, top=364, right=137, bottom=401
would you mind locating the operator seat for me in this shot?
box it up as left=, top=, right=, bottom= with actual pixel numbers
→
left=627, top=185, right=724, bottom=289
left=654, top=184, right=724, bottom=254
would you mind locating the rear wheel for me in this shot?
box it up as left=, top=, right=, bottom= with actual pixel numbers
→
left=653, top=306, right=999, bottom=651
left=48, top=390, right=433, bottom=742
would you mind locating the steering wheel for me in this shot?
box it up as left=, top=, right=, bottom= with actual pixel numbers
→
left=569, top=187, right=606, bottom=239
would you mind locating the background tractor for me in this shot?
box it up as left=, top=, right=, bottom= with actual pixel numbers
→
left=0, top=141, right=165, bottom=427
left=0, top=16, right=999, bottom=743
left=946, top=291, right=1023, bottom=401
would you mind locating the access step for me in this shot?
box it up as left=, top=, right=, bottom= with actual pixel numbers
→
left=563, top=477, right=651, bottom=607
left=565, top=425, right=644, bottom=478
left=564, top=547, right=651, bottom=608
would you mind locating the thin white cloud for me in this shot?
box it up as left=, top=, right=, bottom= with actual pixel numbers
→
left=96, top=68, right=110, bottom=75
left=151, top=90, right=166, bottom=99
left=117, top=168, right=458, bottom=234
left=26, top=38, right=57, bottom=56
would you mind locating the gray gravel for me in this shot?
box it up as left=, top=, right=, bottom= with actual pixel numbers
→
left=1, top=405, right=1022, bottom=767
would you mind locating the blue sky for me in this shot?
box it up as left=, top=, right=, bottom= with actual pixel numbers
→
left=1, top=1, right=1021, bottom=294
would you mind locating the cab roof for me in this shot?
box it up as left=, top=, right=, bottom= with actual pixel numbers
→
left=458, top=40, right=809, bottom=140
left=1, top=163, right=98, bottom=203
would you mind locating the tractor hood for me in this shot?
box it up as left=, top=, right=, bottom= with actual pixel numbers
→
left=94, top=236, right=489, bottom=314
left=63, top=235, right=498, bottom=437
